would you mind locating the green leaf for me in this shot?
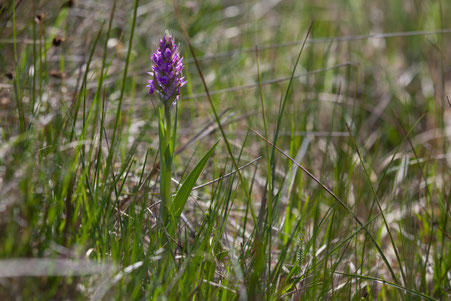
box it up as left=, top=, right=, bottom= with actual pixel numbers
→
left=169, top=141, right=218, bottom=220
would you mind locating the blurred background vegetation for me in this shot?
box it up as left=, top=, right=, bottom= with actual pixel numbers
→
left=0, top=0, right=450, bottom=299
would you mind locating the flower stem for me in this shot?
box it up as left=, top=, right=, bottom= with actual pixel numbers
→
left=159, top=104, right=173, bottom=227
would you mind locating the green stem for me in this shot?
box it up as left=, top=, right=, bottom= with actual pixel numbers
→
left=159, top=103, right=174, bottom=228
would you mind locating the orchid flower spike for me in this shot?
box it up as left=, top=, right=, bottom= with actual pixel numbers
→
left=147, top=32, right=187, bottom=105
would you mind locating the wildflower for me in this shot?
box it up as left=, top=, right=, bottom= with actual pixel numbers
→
left=148, top=32, right=187, bottom=233
left=147, top=32, right=186, bottom=105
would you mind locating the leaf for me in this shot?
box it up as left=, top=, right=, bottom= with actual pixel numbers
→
left=169, top=141, right=218, bottom=220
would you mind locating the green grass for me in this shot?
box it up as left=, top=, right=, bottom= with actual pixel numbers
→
left=0, top=0, right=450, bottom=299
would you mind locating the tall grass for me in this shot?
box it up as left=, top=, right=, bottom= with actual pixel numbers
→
left=0, top=0, right=450, bottom=299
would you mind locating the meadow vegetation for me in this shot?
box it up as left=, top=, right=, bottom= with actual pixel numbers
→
left=0, top=0, right=450, bottom=299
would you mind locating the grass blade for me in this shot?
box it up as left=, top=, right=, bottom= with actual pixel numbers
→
left=170, top=141, right=218, bottom=221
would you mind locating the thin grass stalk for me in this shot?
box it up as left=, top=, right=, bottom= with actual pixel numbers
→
left=12, top=0, right=24, bottom=132
left=103, top=0, right=139, bottom=187
left=173, top=0, right=258, bottom=226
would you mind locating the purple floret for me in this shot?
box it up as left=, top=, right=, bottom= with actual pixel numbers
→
left=148, top=33, right=187, bottom=104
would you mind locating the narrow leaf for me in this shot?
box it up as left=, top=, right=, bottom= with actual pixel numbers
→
left=170, top=141, right=218, bottom=220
